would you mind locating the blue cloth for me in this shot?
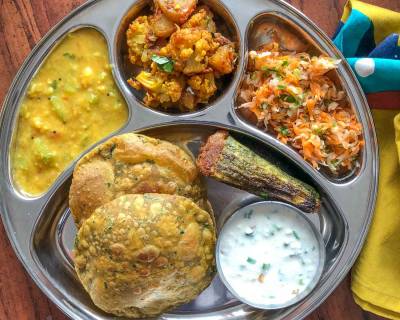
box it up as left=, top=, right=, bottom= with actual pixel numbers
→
left=333, top=0, right=400, bottom=93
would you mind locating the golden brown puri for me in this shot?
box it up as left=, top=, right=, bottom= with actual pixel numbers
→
left=73, top=193, right=216, bottom=318
left=69, top=133, right=206, bottom=227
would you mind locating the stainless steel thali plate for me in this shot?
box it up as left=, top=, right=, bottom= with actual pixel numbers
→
left=0, top=0, right=378, bottom=319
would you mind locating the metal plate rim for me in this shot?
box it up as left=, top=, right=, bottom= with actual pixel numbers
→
left=0, top=0, right=379, bottom=319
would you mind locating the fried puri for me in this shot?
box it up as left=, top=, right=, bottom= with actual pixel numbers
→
left=69, top=133, right=206, bottom=227
left=73, top=193, right=216, bottom=318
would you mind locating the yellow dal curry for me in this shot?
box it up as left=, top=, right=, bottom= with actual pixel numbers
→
left=12, top=28, right=128, bottom=196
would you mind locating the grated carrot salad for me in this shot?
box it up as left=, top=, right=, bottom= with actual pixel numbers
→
left=238, top=42, right=363, bottom=173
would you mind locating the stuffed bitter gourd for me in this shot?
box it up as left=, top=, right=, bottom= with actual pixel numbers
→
left=197, top=130, right=320, bottom=213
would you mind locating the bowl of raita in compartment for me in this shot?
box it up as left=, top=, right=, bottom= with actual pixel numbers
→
left=216, top=201, right=325, bottom=309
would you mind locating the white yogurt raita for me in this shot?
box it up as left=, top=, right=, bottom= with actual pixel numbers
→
left=217, top=202, right=323, bottom=308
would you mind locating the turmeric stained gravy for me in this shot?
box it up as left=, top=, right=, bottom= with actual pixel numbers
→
left=12, top=28, right=128, bottom=195
left=218, top=204, right=321, bottom=307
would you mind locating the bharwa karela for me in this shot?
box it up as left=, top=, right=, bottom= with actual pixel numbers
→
left=196, top=130, right=320, bottom=213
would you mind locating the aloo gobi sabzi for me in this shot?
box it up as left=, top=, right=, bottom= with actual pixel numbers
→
left=126, top=0, right=237, bottom=112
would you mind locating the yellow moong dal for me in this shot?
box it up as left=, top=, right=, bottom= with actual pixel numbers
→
left=12, top=28, right=128, bottom=196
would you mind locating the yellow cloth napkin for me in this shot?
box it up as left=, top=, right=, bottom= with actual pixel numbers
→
left=351, top=109, right=400, bottom=319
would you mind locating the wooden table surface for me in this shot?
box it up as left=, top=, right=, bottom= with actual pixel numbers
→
left=1, top=0, right=399, bottom=319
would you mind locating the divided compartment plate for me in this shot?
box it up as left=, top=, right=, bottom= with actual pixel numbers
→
left=0, top=0, right=378, bottom=320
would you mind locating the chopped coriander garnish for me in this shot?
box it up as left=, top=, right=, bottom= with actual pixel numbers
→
left=313, top=126, right=324, bottom=135
left=244, top=209, right=253, bottom=219
left=272, top=224, right=282, bottom=231
left=151, top=54, right=171, bottom=65
left=63, top=52, right=76, bottom=59
left=280, top=94, right=297, bottom=104
left=104, top=218, right=114, bottom=233
left=74, top=236, right=79, bottom=248
left=151, top=54, right=174, bottom=73
left=292, top=230, right=300, bottom=240
left=262, top=66, right=281, bottom=76
left=330, top=159, right=340, bottom=168
left=261, top=66, right=277, bottom=72
left=259, top=192, right=268, bottom=199
left=299, top=54, right=308, bottom=61
left=279, top=126, right=290, bottom=136
left=50, top=80, right=58, bottom=90
left=247, top=257, right=257, bottom=264
left=277, top=84, right=287, bottom=90
left=281, top=60, right=289, bottom=67
left=262, top=263, right=271, bottom=272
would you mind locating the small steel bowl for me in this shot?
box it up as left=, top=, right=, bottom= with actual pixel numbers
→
left=216, top=201, right=326, bottom=310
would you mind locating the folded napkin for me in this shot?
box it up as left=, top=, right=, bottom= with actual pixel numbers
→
left=333, top=1, right=400, bottom=319
left=351, top=109, right=400, bottom=319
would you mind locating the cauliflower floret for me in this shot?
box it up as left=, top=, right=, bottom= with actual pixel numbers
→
left=126, top=16, right=157, bottom=67
left=157, top=78, right=183, bottom=104
left=129, top=70, right=185, bottom=108
left=160, top=28, right=218, bottom=75
left=187, top=73, right=217, bottom=103
left=182, top=7, right=217, bottom=32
